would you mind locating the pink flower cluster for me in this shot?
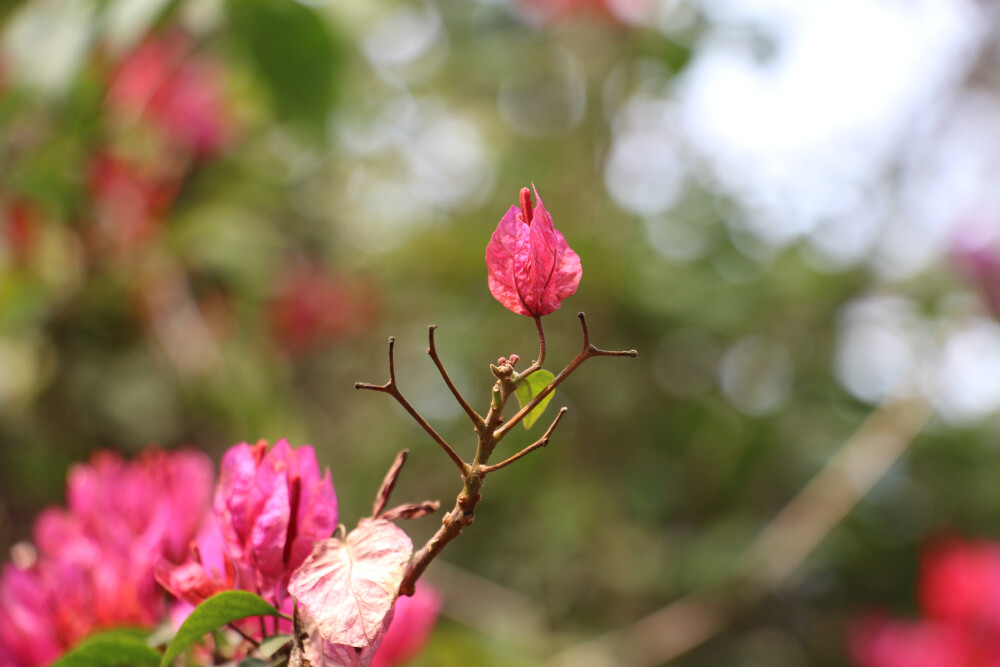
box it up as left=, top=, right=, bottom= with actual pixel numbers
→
left=850, top=538, right=1000, bottom=667
left=0, top=443, right=439, bottom=667
left=157, top=439, right=338, bottom=619
left=0, top=448, right=214, bottom=667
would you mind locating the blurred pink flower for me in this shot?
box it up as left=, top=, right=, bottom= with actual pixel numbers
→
left=89, top=152, right=179, bottom=253
left=2, top=200, right=37, bottom=265
left=371, top=582, right=442, bottom=667
left=919, top=539, right=1000, bottom=629
left=849, top=538, right=1000, bottom=667
left=953, top=225, right=1000, bottom=320
left=486, top=185, right=582, bottom=317
left=0, top=448, right=214, bottom=667
left=848, top=615, right=985, bottom=667
left=108, top=33, right=230, bottom=157
left=268, top=265, right=379, bottom=356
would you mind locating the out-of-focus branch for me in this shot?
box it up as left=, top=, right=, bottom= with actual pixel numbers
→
left=545, top=393, right=934, bottom=667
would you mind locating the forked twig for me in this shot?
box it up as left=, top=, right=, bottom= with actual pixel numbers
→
left=428, top=326, right=484, bottom=428
left=495, top=313, right=637, bottom=440
left=356, top=337, right=469, bottom=475
left=394, top=313, right=635, bottom=598
left=482, top=408, right=569, bottom=474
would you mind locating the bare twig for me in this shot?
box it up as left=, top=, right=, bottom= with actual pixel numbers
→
left=516, top=315, right=547, bottom=381
left=427, top=325, right=484, bottom=428
left=228, top=622, right=261, bottom=649
left=356, top=337, right=469, bottom=475
left=482, top=408, right=569, bottom=474
left=396, top=314, right=634, bottom=598
left=373, top=450, right=409, bottom=518
left=544, top=393, right=934, bottom=667
left=496, top=313, right=636, bottom=440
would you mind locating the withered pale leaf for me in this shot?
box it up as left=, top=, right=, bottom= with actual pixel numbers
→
left=289, top=518, right=412, bottom=648
left=379, top=501, right=440, bottom=521
left=290, top=602, right=394, bottom=667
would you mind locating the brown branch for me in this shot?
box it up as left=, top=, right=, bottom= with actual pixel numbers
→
left=495, top=313, right=636, bottom=440
left=229, top=622, right=261, bottom=648
left=482, top=408, right=568, bottom=474
left=356, top=337, right=469, bottom=475
left=399, top=483, right=480, bottom=597
left=515, top=315, right=547, bottom=382
left=427, top=325, right=484, bottom=428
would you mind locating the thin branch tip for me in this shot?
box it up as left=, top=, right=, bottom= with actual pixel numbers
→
left=426, top=319, right=484, bottom=427
left=483, top=406, right=570, bottom=474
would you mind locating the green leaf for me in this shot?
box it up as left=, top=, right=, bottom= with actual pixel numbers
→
left=514, top=369, right=556, bottom=430
left=227, top=0, right=342, bottom=134
left=53, top=632, right=160, bottom=667
left=160, top=591, right=285, bottom=667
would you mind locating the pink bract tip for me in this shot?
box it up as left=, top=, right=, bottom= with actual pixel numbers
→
left=519, top=187, right=533, bottom=225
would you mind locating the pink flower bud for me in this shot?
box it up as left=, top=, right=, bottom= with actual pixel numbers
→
left=485, top=185, right=582, bottom=317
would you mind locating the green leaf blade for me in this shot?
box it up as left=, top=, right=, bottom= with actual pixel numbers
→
left=514, top=369, right=556, bottom=430
left=53, top=632, right=160, bottom=667
left=160, top=591, right=285, bottom=667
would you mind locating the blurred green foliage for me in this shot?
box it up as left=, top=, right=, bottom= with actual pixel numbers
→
left=0, top=1, right=997, bottom=666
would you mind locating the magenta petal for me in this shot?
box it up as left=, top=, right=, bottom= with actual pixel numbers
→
left=251, top=475, right=292, bottom=584
left=486, top=205, right=530, bottom=316
left=848, top=615, right=975, bottom=667
left=0, top=564, right=63, bottom=666
left=215, top=443, right=260, bottom=552
left=290, top=471, right=338, bottom=572
left=160, top=450, right=215, bottom=562
left=154, top=561, right=225, bottom=607
left=291, top=443, right=322, bottom=485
